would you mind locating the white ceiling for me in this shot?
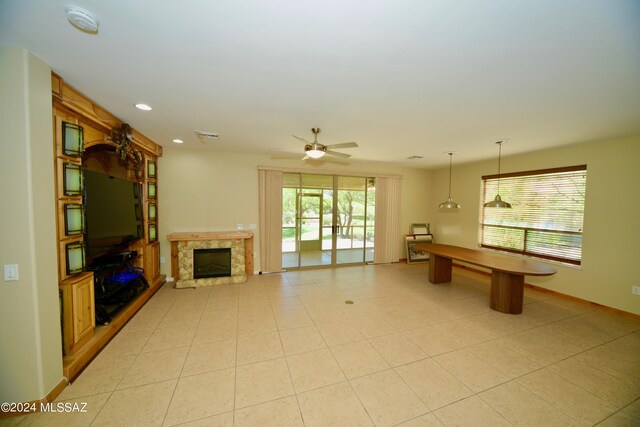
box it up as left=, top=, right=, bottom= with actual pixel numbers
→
left=2, top=0, right=639, bottom=168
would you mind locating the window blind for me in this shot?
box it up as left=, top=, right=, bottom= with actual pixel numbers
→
left=480, top=165, right=587, bottom=265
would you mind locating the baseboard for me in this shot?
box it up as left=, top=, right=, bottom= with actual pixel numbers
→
left=0, top=377, right=68, bottom=419
left=450, top=262, right=640, bottom=320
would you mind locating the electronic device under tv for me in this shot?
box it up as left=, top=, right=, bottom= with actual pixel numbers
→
left=84, top=169, right=143, bottom=262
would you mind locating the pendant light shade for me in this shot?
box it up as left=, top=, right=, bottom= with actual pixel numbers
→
left=439, top=152, right=461, bottom=209
left=484, top=141, right=511, bottom=208
left=484, top=194, right=512, bottom=208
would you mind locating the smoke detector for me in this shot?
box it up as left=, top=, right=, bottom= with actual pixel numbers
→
left=195, top=130, right=220, bottom=143
left=66, top=6, right=99, bottom=34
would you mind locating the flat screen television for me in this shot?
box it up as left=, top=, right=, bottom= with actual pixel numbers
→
left=84, top=169, right=143, bottom=261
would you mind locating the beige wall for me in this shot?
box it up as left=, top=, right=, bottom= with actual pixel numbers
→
left=429, top=136, right=640, bottom=315
left=0, top=46, right=62, bottom=402
left=158, top=147, right=432, bottom=276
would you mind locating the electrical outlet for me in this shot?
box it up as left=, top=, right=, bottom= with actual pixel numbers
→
left=3, top=264, right=19, bottom=281
left=237, top=224, right=244, bottom=230
left=632, top=286, right=640, bottom=296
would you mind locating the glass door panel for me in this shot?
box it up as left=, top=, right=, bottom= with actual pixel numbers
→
left=365, top=178, right=376, bottom=262
left=282, top=183, right=299, bottom=269
left=337, top=176, right=368, bottom=264
left=299, top=193, right=325, bottom=266
left=299, top=174, right=333, bottom=267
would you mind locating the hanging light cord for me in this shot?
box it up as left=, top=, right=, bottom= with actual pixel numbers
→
left=496, top=141, right=502, bottom=195
left=447, top=152, right=453, bottom=197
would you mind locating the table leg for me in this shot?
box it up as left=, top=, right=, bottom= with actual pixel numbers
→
left=429, top=254, right=452, bottom=283
left=490, top=271, right=524, bottom=314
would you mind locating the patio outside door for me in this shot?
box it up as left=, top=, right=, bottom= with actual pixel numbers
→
left=282, top=173, right=375, bottom=269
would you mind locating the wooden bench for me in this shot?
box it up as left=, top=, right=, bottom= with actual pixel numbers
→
left=417, top=243, right=557, bottom=314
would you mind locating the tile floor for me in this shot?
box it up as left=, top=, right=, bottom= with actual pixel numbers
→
left=4, top=263, right=640, bottom=426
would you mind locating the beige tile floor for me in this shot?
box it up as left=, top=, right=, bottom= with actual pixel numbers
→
left=5, top=263, right=640, bottom=426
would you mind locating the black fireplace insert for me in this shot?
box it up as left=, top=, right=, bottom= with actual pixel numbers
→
left=193, top=248, right=232, bottom=279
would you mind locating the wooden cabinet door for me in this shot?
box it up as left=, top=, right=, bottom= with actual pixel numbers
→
left=60, top=272, right=95, bottom=355
left=143, top=242, right=160, bottom=284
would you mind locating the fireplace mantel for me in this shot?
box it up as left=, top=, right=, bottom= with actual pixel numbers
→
left=167, top=231, right=254, bottom=287
left=167, top=231, right=254, bottom=242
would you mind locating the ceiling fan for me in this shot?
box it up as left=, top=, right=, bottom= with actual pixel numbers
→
left=292, top=128, right=358, bottom=160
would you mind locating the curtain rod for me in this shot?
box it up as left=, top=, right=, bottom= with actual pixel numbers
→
left=257, top=165, right=402, bottom=179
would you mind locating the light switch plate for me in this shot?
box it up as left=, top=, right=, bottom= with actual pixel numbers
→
left=4, top=264, right=19, bottom=281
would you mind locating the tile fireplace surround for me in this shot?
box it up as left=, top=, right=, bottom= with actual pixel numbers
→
left=167, top=231, right=254, bottom=288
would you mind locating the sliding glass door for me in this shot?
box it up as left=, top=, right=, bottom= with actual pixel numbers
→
left=282, top=173, right=375, bottom=269
left=335, top=176, right=375, bottom=264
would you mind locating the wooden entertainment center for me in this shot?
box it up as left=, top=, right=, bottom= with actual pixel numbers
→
left=52, top=73, right=166, bottom=379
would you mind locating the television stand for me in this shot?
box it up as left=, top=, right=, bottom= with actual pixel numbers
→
left=89, top=258, right=149, bottom=325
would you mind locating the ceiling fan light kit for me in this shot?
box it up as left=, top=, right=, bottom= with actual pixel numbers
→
left=484, top=140, right=512, bottom=208
left=305, top=145, right=326, bottom=159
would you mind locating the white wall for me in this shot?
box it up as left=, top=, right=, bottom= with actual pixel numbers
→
left=158, top=147, right=432, bottom=275
left=0, top=46, right=62, bottom=402
left=429, top=136, right=640, bottom=315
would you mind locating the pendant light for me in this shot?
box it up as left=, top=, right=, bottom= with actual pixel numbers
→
left=484, top=140, right=512, bottom=208
left=439, top=152, right=461, bottom=209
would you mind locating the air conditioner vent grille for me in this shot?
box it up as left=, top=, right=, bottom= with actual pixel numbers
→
left=195, top=130, right=220, bottom=142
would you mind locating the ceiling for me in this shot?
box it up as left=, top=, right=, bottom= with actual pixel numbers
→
left=1, top=0, right=639, bottom=168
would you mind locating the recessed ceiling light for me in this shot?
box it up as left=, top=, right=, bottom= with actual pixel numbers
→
left=134, top=103, right=152, bottom=111
left=172, top=139, right=183, bottom=144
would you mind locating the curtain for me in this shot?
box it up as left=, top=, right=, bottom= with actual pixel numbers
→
left=258, top=168, right=283, bottom=273
left=373, top=176, right=402, bottom=264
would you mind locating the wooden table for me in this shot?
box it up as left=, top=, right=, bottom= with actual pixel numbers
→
left=417, top=243, right=556, bottom=314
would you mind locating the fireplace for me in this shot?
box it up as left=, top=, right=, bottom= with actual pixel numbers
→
left=167, top=231, right=253, bottom=288
left=193, top=248, right=231, bottom=279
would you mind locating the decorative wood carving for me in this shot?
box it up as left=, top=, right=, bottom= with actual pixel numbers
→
left=111, top=124, right=144, bottom=179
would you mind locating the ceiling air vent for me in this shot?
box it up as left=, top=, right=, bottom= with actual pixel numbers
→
left=195, top=130, right=220, bottom=143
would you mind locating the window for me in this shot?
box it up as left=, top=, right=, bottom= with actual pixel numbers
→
left=480, top=165, right=587, bottom=265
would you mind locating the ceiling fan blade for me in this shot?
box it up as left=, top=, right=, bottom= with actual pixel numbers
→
left=292, top=135, right=311, bottom=144
left=325, top=142, right=358, bottom=149
left=270, top=155, right=299, bottom=160
left=325, top=150, right=351, bottom=158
